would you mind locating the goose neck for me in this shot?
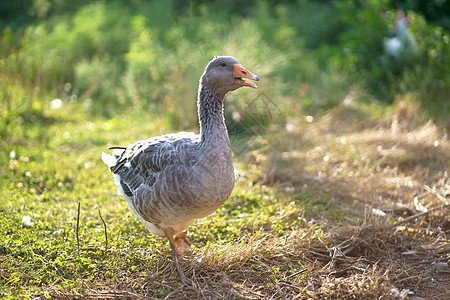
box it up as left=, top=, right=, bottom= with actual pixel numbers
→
left=197, top=85, right=229, bottom=145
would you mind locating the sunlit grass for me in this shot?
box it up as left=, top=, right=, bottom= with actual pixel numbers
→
left=2, top=89, right=448, bottom=298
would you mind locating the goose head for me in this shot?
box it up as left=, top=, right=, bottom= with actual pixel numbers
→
left=201, top=56, right=259, bottom=95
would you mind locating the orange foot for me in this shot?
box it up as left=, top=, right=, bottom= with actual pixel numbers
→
left=164, top=227, right=187, bottom=284
left=173, top=231, right=192, bottom=253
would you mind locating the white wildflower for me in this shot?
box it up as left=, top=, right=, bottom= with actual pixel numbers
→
left=50, top=99, right=63, bottom=110
left=22, top=215, right=34, bottom=227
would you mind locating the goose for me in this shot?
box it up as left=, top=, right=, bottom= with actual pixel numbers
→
left=102, top=56, right=259, bottom=283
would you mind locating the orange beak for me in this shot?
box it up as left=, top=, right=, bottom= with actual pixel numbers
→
left=233, top=64, right=259, bottom=88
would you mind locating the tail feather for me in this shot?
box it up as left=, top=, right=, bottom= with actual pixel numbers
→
left=101, top=152, right=117, bottom=167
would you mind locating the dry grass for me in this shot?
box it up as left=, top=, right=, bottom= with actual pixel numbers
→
left=242, top=98, right=450, bottom=299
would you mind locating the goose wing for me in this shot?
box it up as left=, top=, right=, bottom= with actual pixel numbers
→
left=108, top=132, right=200, bottom=198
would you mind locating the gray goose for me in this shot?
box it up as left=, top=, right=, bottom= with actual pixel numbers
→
left=102, top=56, right=259, bottom=283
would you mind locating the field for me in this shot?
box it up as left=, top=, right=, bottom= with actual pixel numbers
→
left=1, top=1, right=449, bottom=299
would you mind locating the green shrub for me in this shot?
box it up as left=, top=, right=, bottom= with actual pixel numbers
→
left=315, top=0, right=449, bottom=118
left=1, top=0, right=448, bottom=125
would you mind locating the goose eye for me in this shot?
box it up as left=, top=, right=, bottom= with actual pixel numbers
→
left=221, top=63, right=226, bottom=67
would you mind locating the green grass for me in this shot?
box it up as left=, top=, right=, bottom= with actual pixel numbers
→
left=0, top=102, right=169, bottom=296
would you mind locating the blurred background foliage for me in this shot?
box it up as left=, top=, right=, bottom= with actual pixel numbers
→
left=0, top=0, right=449, bottom=138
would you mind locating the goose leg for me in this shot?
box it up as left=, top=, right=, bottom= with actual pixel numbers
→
left=174, top=231, right=192, bottom=252
left=164, top=227, right=187, bottom=284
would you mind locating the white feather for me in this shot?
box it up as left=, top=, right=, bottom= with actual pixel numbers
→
left=112, top=148, right=125, bottom=156
left=101, top=152, right=116, bottom=167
